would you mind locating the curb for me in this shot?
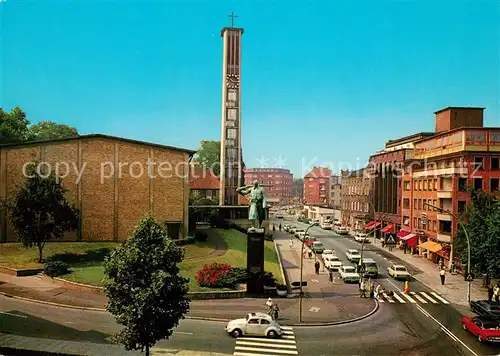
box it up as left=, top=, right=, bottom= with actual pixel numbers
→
left=0, top=290, right=380, bottom=327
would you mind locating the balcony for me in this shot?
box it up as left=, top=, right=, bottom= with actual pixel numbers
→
left=437, top=191, right=453, bottom=199
left=437, top=213, right=453, bottom=221
left=437, top=232, right=452, bottom=243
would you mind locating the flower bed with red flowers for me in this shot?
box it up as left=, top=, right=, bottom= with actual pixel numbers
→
left=196, top=263, right=248, bottom=289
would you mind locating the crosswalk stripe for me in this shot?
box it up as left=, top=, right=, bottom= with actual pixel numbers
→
left=234, top=353, right=295, bottom=356
left=431, top=292, right=449, bottom=304
left=420, top=291, right=438, bottom=303
left=283, top=331, right=294, bottom=335
left=411, top=292, right=427, bottom=303
left=382, top=293, right=395, bottom=303
left=234, top=346, right=298, bottom=355
left=378, top=298, right=385, bottom=303
left=391, top=292, right=406, bottom=303
left=242, top=337, right=296, bottom=344
left=280, top=326, right=294, bottom=331
left=400, top=292, right=417, bottom=303
left=235, top=341, right=297, bottom=349
left=282, top=335, right=295, bottom=340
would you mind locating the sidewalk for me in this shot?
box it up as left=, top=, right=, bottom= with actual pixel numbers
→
left=367, top=235, right=485, bottom=306
left=0, top=332, right=231, bottom=356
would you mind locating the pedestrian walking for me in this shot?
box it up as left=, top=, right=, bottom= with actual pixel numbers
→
left=329, top=270, right=334, bottom=283
left=289, top=238, right=293, bottom=248
left=375, top=284, right=382, bottom=300
left=440, top=268, right=446, bottom=285
left=308, top=251, right=313, bottom=259
left=273, top=225, right=276, bottom=232
left=272, top=303, right=280, bottom=320
left=360, top=280, right=367, bottom=298
left=488, top=284, right=494, bottom=302
left=314, top=261, right=320, bottom=275
left=494, top=284, right=500, bottom=303
left=370, top=282, right=375, bottom=298
left=279, top=223, right=282, bottom=231
left=266, top=297, right=273, bottom=314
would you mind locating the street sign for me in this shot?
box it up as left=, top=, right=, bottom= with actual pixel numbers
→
left=465, top=273, right=474, bottom=281
left=358, top=265, right=366, bottom=273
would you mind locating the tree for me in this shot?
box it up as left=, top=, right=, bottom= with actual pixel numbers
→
left=7, top=163, right=79, bottom=263
left=455, top=190, right=500, bottom=278
left=27, top=121, right=78, bottom=141
left=193, top=140, right=220, bottom=177
left=0, top=107, right=30, bottom=144
left=103, top=215, right=190, bottom=356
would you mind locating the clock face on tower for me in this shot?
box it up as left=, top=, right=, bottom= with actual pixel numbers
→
left=226, top=75, right=239, bottom=89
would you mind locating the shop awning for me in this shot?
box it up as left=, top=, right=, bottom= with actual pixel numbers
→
left=365, top=222, right=381, bottom=230
left=396, top=230, right=410, bottom=238
left=418, top=241, right=443, bottom=253
left=401, top=233, right=417, bottom=247
left=380, top=224, right=394, bottom=233
left=364, top=221, right=375, bottom=229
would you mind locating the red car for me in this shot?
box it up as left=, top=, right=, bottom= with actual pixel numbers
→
left=461, top=315, right=500, bottom=343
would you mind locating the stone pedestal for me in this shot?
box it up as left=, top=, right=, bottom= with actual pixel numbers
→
left=246, top=228, right=265, bottom=295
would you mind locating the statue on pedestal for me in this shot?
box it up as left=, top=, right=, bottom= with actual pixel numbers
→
left=236, top=180, right=268, bottom=230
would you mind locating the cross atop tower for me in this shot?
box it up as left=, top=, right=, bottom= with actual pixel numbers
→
left=228, top=12, right=238, bottom=27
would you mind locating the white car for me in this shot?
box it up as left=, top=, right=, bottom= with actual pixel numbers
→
left=387, top=264, right=411, bottom=280
left=336, top=226, right=349, bottom=235
left=346, top=249, right=361, bottom=263
left=339, top=265, right=360, bottom=283
left=225, top=312, right=284, bottom=338
left=322, top=249, right=334, bottom=258
left=320, top=222, right=331, bottom=230
left=354, top=232, right=370, bottom=243
left=294, top=229, right=305, bottom=238
left=323, top=255, right=342, bottom=271
left=297, top=231, right=310, bottom=240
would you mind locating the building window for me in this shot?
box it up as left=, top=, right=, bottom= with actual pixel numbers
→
left=458, top=178, right=467, bottom=191
left=458, top=200, right=466, bottom=214
left=491, top=178, right=499, bottom=192
left=413, top=199, right=417, bottom=209
left=419, top=180, right=423, bottom=190
left=474, top=157, right=484, bottom=170
left=413, top=218, right=417, bottom=228
left=227, top=89, right=238, bottom=106
left=413, top=181, right=417, bottom=190
left=432, top=199, right=437, bottom=210
left=428, top=180, right=432, bottom=190
left=403, top=216, right=410, bottom=226
left=492, top=157, right=499, bottom=170
left=404, top=181, right=410, bottom=191
left=433, top=179, right=437, bottom=190
left=166, top=222, right=181, bottom=240
left=423, top=180, right=427, bottom=191
left=474, top=178, right=483, bottom=191
left=403, top=198, right=410, bottom=209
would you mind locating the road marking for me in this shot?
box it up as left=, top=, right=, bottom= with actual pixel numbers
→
left=410, top=292, right=427, bottom=303
left=400, top=292, right=417, bottom=303
left=309, top=307, right=320, bottom=312
left=0, top=311, right=27, bottom=318
left=391, top=292, right=406, bottom=303
left=415, top=304, right=478, bottom=356
left=234, top=346, right=298, bottom=355
left=441, top=326, right=460, bottom=342
left=386, top=278, right=401, bottom=290
left=282, top=335, right=295, bottom=339
left=382, top=293, right=395, bottom=303
left=420, top=292, right=438, bottom=304
left=234, top=353, right=295, bottom=356
left=242, top=337, right=296, bottom=344
left=310, top=279, right=319, bottom=283
left=431, top=292, right=449, bottom=304
left=235, top=341, right=297, bottom=349
left=281, top=326, right=294, bottom=331
left=283, top=330, right=294, bottom=335
left=173, top=331, right=193, bottom=335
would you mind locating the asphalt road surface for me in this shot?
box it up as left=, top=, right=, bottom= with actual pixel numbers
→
left=281, top=216, right=500, bottom=356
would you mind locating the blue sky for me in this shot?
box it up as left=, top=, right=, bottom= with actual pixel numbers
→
left=1, top=0, right=499, bottom=177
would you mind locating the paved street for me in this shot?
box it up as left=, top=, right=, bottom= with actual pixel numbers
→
left=279, top=216, right=500, bottom=355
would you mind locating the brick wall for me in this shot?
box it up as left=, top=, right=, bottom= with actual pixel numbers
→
left=0, top=136, right=190, bottom=242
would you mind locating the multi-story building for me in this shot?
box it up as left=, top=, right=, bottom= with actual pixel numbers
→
left=244, top=168, right=293, bottom=206
left=368, top=132, right=434, bottom=234
left=341, top=169, right=371, bottom=229
left=401, top=106, right=500, bottom=269
left=291, top=178, right=303, bottom=204
left=329, top=175, right=342, bottom=209
left=303, top=167, right=332, bottom=205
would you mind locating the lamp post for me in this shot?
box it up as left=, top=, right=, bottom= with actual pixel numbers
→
left=423, top=202, right=471, bottom=304
left=299, top=221, right=319, bottom=323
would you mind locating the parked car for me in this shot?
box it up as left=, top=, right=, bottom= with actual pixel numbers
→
left=323, top=255, right=342, bottom=271
left=288, top=227, right=296, bottom=234
left=346, top=249, right=361, bottom=263
left=283, top=225, right=290, bottom=232
left=298, top=231, right=310, bottom=241
left=361, top=258, right=378, bottom=278
left=387, top=264, right=411, bottom=280
left=294, top=229, right=305, bottom=238
left=339, top=265, right=360, bottom=283
left=277, top=214, right=284, bottom=219
left=305, top=236, right=317, bottom=246
left=322, top=249, right=334, bottom=258
left=461, top=315, right=500, bottom=343
left=320, top=222, right=331, bottom=230
left=225, top=312, right=284, bottom=338
left=354, top=232, right=370, bottom=243
left=336, top=226, right=349, bottom=235
left=470, top=300, right=500, bottom=320
left=311, top=241, right=325, bottom=253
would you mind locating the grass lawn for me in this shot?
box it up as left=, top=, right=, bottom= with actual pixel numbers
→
left=179, top=228, right=283, bottom=292
left=0, top=229, right=284, bottom=292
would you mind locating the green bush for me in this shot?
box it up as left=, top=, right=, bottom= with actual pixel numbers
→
left=44, top=261, right=70, bottom=277
left=194, top=231, right=208, bottom=242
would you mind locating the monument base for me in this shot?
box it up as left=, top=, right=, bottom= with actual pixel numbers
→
left=246, top=228, right=265, bottom=296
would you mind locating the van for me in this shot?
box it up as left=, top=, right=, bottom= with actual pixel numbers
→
left=362, top=258, right=378, bottom=278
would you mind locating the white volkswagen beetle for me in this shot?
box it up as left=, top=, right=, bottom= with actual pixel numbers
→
left=225, top=312, right=284, bottom=338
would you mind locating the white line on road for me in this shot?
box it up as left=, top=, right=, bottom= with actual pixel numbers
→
left=281, top=326, right=294, bottom=331
left=386, top=278, right=401, bottom=291
left=236, top=341, right=297, bottom=349
left=0, top=311, right=27, bottom=318
left=441, top=326, right=460, bottom=342
left=173, top=331, right=194, bottom=335
left=391, top=292, right=406, bottom=303
left=234, top=346, right=298, bottom=355
left=420, top=291, right=438, bottom=304
left=382, top=293, right=395, bottom=303
left=282, top=335, right=295, bottom=340
left=242, top=337, right=296, bottom=344
left=431, top=292, right=449, bottom=304
left=415, top=304, right=478, bottom=356
left=234, top=353, right=295, bottom=356
left=400, top=292, right=417, bottom=303
left=283, top=330, right=294, bottom=335
left=410, top=292, right=427, bottom=303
